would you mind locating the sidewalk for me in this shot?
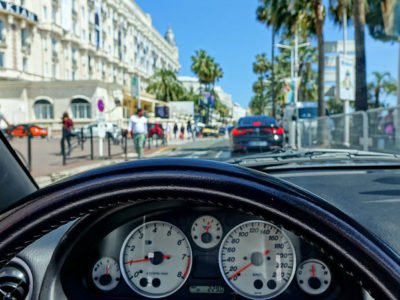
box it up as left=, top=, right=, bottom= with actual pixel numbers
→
left=8, top=137, right=176, bottom=187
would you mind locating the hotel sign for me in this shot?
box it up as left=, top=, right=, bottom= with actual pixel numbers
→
left=0, top=1, right=39, bottom=23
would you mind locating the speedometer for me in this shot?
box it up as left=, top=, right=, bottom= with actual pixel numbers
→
left=120, top=221, right=192, bottom=298
left=219, top=220, right=296, bottom=299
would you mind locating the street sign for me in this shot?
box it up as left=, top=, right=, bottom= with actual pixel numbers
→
left=97, top=99, right=105, bottom=112
left=337, top=56, right=355, bottom=101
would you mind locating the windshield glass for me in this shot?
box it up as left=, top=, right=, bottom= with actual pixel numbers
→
left=1, top=0, right=400, bottom=241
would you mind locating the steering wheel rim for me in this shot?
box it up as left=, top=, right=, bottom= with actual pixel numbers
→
left=0, top=158, right=399, bottom=299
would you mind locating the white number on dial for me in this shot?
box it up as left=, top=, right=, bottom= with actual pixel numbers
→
left=219, top=220, right=296, bottom=299
left=120, top=221, right=192, bottom=299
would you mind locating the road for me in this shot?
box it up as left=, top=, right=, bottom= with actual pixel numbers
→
left=162, top=137, right=232, bottom=161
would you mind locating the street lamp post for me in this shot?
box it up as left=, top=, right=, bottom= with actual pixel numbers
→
left=275, top=34, right=310, bottom=149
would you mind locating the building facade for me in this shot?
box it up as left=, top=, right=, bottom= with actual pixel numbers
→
left=178, top=76, right=244, bottom=121
left=0, top=0, right=179, bottom=131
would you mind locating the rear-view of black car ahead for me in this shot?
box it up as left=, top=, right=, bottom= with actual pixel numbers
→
left=231, top=116, right=284, bottom=153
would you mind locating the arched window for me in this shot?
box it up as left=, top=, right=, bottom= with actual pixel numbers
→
left=34, top=99, right=54, bottom=119
left=71, top=98, right=91, bottom=119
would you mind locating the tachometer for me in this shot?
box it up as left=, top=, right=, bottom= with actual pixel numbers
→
left=120, top=221, right=192, bottom=298
left=219, top=220, right=296, bottom=299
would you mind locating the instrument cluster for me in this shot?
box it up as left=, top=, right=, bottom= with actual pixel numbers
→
left=61, top=207, right=359, bottom=299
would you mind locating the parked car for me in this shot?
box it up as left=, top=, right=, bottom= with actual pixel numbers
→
left=202, top=125, right=219, bottom=137
left=8, top=124, right=48, bottom=138
left=147, top=123, right=164, bottom=139
left=231, top=116, right=284, bottom=152
left=218, top=127, right=226, bottom=136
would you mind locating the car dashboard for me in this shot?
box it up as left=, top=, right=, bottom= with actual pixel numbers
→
left=51, top=204, right=362, bottom=300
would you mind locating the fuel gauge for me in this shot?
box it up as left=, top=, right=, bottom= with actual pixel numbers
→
left=92, top=257, right=120, bottom=291
left=297, top=259, right=332, bottom=295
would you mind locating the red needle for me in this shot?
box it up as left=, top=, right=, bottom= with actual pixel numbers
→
left=228, top=249, right=270, bottom=280
left=125, top=254, right=171, bottom=265
left=105, top=264, right=110, bottom=275
left=126, top=258, right=150, bottom=264
left=311, top=264, right=316, bottom=278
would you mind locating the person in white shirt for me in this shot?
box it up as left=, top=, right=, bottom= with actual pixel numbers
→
left=128, top=108, right=148, bottom=159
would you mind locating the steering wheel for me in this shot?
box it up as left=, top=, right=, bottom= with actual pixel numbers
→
left=0, top=159, right=399, bottom=299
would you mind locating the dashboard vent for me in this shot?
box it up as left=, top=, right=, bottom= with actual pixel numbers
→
left=0, top=259, right=31, bottom=300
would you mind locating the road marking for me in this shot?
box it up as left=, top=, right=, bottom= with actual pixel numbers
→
left=185, top=151, right=208, bottom=158
left=215, top=151, right=223, bottom=159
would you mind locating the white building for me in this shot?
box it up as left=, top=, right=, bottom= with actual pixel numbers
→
left=178, top=76, right=240, bottom=120
left=232, top=102, right=246, bottom=121
left=0, top=0, right=179, bottom=132
left=324, top=40, right=355, bottom=98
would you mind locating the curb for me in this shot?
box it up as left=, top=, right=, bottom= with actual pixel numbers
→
left=35, top=146, right=174, bottom=188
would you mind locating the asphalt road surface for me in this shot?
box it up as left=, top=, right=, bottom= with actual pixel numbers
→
left=161, top=137, right=232, bottom=161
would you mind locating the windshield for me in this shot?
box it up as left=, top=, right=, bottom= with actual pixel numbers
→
left=1, top=0, right=400, bottom=242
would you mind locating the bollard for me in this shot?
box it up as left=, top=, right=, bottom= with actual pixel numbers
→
left=27, top=130, right=32, bottom=171
left=108, top=133, right=111, bottom=159
left=124, top=135, right=128, bottom=161
left=90, top=126, right=94, bottom=160
left=61, top=136, right=66, bottom=166
left=81, top=127, right=84, bottom=150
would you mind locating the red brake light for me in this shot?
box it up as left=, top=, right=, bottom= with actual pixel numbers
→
left=261, top=127, right=285, bottom=134
left=252, top=121, right=262, bottom=127
left=232, top=128, right=254, bottom=136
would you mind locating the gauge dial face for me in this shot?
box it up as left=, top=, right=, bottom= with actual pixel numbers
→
left=92, top=257, right=121, bottom=291
left=120, top=221, right=192, bottom=299
left=219, top=220, right=296, bottom=300
left=296, top=259, right=331, bottom=295
left=191, top=215, right=223, bottom=249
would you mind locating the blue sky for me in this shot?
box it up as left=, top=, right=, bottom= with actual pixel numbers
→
left=136, top=0, right=399, bottom=108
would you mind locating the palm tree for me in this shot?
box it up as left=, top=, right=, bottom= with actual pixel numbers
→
left=353, top=0, right=368, bottom=111
left=256, top=0, right=293, bottom=118
left=256, top=0, right=326, bottom=117
left=368, top=72, right=397, bottom=108
left=253, top=53, right=271, bottom=75
left=146, top=69, right=185, bottom=102
left=191, top=50, right=223, bottom=91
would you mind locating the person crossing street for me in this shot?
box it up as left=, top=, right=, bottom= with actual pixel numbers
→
left=129, top=108, right=148, bottom=159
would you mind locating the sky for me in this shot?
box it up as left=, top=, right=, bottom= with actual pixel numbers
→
left=135, top=0, right=399, bottom=108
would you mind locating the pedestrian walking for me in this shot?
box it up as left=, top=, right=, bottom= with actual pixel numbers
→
left=129, top=108, right=148, bottom=159
left=187, top=120, right=192, bottom=140
left=173, top=123, right=178, bottom=140
left=61, top=112, right=74, bottom=155
left=180, top=124, right=185, bottom=140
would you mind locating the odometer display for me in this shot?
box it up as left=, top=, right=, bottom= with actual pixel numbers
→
left=219, top=220, right=296, bottom=299
left=120, top=221, right=192, bottom=298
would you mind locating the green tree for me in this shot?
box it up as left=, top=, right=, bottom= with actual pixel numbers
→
left=146, top=69, right=185, bottom=102
left=256, top=0, right=326, bottom=117
left=368, top=72, right=397, bottom=108
left=191, top=50, right=224, bottom=90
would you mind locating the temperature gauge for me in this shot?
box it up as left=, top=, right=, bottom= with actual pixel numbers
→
left=92, top=257, right=121, bottom=291
left=297, top=259, right=332, bottom=295
left=191, top=215, right=223, bottom=249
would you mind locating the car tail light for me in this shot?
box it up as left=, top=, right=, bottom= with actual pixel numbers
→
left=252, top=121, right=262, bottom=126
left=232, top=128, right=254, bottom=136
left=261, top=127, right=285, bottom=134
